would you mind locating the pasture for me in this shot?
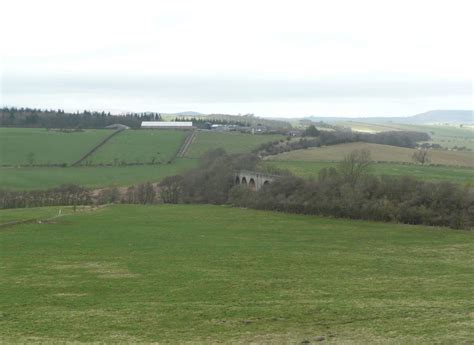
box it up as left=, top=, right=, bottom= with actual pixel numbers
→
left=263, top=160, right=474, bottom=183
left=0, top=159, right=197, bottom=190
left=266, top=142, right=474, bottom=167
left=0, top=204, right=472, bottom=343
left=185, top=131, right=284, bottom=158
left=85, top=129, right=187, bottom=165
left=0, top=128, right=110, bottom=166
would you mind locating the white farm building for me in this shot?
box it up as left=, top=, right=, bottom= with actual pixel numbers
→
left=141, top=121, right=194, bottom=129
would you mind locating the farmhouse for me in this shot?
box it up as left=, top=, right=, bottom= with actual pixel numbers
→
left=141, top=121, right=194, bottom=129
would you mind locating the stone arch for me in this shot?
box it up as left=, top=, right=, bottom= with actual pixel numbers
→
left=263, top=180, right=270, bottom=185
left=249, top=178, right=256, bottom=191
left=241, top=177, right=247, bottom=185
left=235, top=176, right=240, bottom=184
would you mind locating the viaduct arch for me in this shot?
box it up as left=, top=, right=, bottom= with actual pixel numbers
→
left=234, top=170, right=277, bottom=191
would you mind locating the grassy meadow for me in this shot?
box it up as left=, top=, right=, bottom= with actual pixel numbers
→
left=0, top=159, right=198, bottom=190
left=0, top=128, right=110, bottom=166
left=267, top=142, right=474, bottom=167
left=263, top=160, right=474, bottom=183
left=0, top=204, right=472, bottom=343
left=85, top=129, right=187, bottom=165
left=185, top=131, right=284, bottom=158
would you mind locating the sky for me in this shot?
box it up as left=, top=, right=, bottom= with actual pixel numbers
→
left=1, top=0, right=473, bottom=117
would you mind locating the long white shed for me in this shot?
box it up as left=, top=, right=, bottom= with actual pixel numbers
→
left=141, top=121, right=193, bottom=129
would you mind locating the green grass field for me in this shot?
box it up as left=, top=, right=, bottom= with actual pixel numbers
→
left=0, top=204, right=472, bottom=343
left=0, top=159, right=197, bottom=190
left=267, top=142, right=474, bottom=167
left=0, top=128, right=110, bottom=166
left=263, top=160, right=474, bottom=183
left=185, top=131, right=284, bottom=158
left=86, top=129, right=187, bottom=165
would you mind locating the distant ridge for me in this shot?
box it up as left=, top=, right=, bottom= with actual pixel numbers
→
left=164, top=111, right=205, bottom=116
left=305, top=110, right=473, bottom=124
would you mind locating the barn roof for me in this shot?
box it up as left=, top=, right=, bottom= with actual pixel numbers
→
left=141, top=121, right=193, bottom=128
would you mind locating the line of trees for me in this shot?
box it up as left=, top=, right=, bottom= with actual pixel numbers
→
left=159, top=149, right=473, bottom=229
left=0, top=183, right=157, bottom=210
left=255, top=130, right=431, bottom=156
left=0, top=107, right=162, bottom=129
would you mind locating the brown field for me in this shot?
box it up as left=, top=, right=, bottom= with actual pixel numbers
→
left=265, top=142, right=474, bottom=167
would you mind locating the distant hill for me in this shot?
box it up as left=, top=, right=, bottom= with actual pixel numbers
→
left=409, top=110, right=473, bottom=124
left=167, top=111, right=205, bottom=116
left=306, top=110, right=473, bottom=125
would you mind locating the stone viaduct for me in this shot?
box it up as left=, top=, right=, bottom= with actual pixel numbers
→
left=234, top=170, right=278, bottom=191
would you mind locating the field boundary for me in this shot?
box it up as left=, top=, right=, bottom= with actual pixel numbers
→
left=176, top=130, right=196, bottom=158
left=71, top=129, right=125, bottom=166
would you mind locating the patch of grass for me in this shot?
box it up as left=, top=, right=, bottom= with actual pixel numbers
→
left=0, top=206, right=70, bottom=224
left=86, top=129, right=187, bottom=165
left=185, top=131, right=285, bottom=158
left=266, top=142, right=474, bottom=167
left=263, top=160, right=474, bottom=183
left=0, top=128, right=111, bottom=166
left=0, top=204, right=472, bottom=343
left=0, top=159, right=197, bottom=190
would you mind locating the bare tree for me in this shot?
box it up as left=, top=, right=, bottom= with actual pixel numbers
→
left=160, top=175, right=183, bottom=204
left=412, top=149, right=431, bottom=165
left=339, top=149, right=372, bottom=186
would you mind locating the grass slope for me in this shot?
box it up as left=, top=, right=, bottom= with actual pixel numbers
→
left=267, top=142, right=474, bottom=167
left=263, top=160, right=474, bottom=183
left=0, top=159, right=197, bottom=190
left=0, top=128, right=110, bottom=166
left=85, top=129, right=188, bottom=165
left=185, top=131, right=284, bottom=158
left=0, top=204, right=472, bottom=343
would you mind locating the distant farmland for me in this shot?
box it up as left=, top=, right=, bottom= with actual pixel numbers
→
left=185, top=131, right=285, bottom=158
left=0, top=128, right=110, bottom=166
left=85, top=129, right=187, bottom=165
left=1, top=204, right=472, bottom=343
left=0, top=159, right=198, bottom=190
left=266, top=142, right=474, bottom=167
left=264, top=160, right=474, bottom=183
left=339, top=122, right=474, bottom=150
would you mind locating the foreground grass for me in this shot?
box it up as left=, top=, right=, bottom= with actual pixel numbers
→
left=0, top=128, right=111, bottom=166
left=86, top=129, right=187, bottom=165
left=0, top=159, right=197, bottom=190
left=0, top=204, right=472, bottom=343
left=185, top=131, right=284, bottom=158
left=264, top=160, right=474, bottom=183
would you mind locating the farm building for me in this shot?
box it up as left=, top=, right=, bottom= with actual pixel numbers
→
left=141, top=121, right=194, bottom=129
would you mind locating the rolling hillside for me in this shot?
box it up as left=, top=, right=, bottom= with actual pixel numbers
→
left=0, top=128, right=110, bottom=166
left=1, top=204, right=472, bottom=343
left=266, top=142, right=474, bottom=167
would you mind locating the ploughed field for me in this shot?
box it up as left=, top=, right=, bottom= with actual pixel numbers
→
left=1, top=205, right=472, bottom=343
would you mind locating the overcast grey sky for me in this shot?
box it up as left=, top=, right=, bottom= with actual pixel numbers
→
left=1, top=0, right=472, bottom=117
